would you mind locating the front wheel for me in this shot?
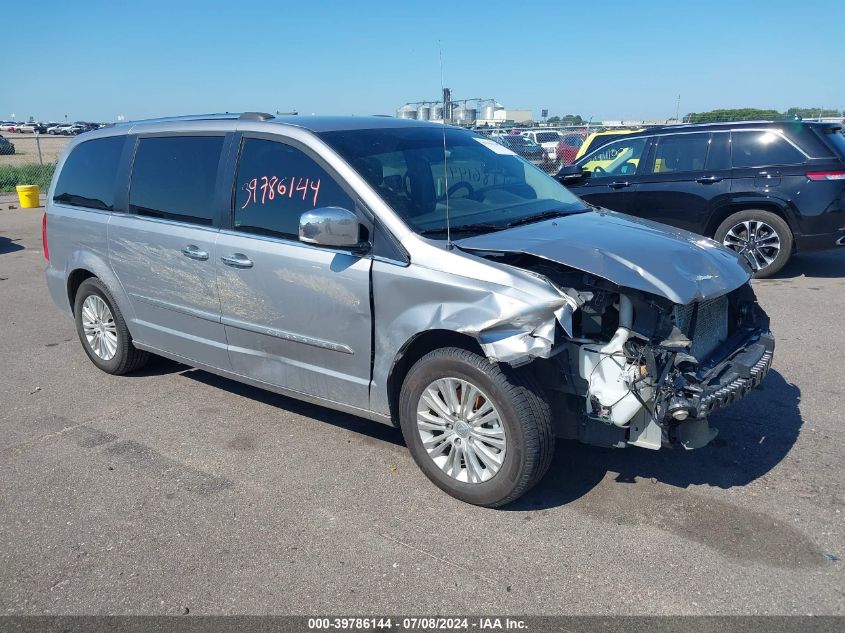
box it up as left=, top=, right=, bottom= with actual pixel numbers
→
left=714, top=209, right=793, bottom=278
left=398, top=347, right=554, bottom=507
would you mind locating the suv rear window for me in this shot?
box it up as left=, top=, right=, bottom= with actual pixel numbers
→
left=731, top=131, right=805, bottom=167
left=53, top=136, right=125, bottom=211
left=129, top=136, right=224, bottom=225
left=534, top=132, right=560, bottom=143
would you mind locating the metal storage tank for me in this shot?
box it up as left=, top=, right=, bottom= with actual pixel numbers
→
left=481, top=102, right=499, bottom=120
left=417, top=105, right=431, bottom=121
left=430, top=105, right=443, bottom=120
left=453, top=105, right=477, bottom=125
left=396, top=104, right=417, bottom=119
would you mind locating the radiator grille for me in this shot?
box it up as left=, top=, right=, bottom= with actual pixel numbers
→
left=673, top=295, right=729, bottom=359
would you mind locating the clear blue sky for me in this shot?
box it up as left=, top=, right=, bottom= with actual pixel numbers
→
left=4, top=0, right=843, bottom=123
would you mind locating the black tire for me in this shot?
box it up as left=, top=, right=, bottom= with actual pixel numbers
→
left=398, top=347, right=554, bottom=507
left=73, top=278, right=149, bottom=375
left=714, top=209, right=793, bottom=279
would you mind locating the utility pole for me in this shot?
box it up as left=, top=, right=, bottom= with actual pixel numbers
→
left=675, top=94, right=681, bottom=122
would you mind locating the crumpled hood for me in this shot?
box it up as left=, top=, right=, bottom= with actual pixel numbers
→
left=457, top=209, right=752, bottom=305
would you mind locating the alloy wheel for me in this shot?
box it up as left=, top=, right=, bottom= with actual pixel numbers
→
left=80, top=295, right=118, bottom=360
left=416, top=377, right=506, bottom=484
left=721, top=219, right=781, bottom=271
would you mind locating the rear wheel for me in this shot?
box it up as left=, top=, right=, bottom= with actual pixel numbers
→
left=399, top=347, right=554, bottom=507
left=714, top=209, right=792, bottom=278
left=74, top=278, right=149, bottom=375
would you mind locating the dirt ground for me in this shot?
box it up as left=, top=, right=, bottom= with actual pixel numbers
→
left=0, top=133, right=71, bottom=166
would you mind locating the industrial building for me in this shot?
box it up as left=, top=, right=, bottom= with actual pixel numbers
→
left=396, top=91, right=534, bottom=127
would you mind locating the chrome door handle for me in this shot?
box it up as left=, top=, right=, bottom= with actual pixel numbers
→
left=181, top=245, right=209, bottom=260
left=220, top=253, right=253, bottom=268
left=696, top=176, right=723, bottom=184
left=608, top=181, right=630, bottom=189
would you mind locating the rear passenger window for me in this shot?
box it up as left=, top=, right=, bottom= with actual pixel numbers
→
left=233, top=138, right=353, bottom=239
left=652, top=134, right=709, bottom=173
left=731, top=131, right=805, bottom=167
left=53, top=136, right=125, bottom=211
left=129, top=136, right=224, bottom=225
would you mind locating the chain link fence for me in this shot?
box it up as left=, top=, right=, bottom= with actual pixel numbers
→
left=0, top=133, right=66, bottom=194
left=471, top=124, right=650, bottom=176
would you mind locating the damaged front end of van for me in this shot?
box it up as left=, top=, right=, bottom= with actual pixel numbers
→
left=451, top=211, right=774, bottom=451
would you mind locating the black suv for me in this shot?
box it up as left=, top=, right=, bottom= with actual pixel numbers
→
left=560, top=121, right=845, bottom=277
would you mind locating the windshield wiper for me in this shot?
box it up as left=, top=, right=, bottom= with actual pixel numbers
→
left=419, top=223, right=504, bottom=237
left=504, top=208, right=588, bottom=228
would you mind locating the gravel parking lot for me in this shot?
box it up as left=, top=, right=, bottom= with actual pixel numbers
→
left=0, top=202, right=843, bottom=616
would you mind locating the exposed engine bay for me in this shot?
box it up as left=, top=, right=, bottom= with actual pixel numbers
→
left=477, top=252, right=774, bottom=451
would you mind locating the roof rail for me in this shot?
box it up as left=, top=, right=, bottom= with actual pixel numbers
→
left=115, top=112, right=280, bottom=127
left=239, top=112, right=275, bottom=121
left=115, top=113, right=243, bottom=126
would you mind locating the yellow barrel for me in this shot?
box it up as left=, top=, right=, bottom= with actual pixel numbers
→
left=15, top=185, right=40, bottom=208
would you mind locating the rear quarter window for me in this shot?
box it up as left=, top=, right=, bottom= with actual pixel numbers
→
left=731, top=131, right=805, bottom=168
left=53, top=136, right=125, bottom=210
left=822, top=129, right=845, bottom=160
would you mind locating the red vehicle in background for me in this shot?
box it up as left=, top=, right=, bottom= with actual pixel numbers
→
left=556, top=132, right=586, bottom=165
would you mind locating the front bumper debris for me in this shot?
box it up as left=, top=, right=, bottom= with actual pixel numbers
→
left=686, top=331, right=774, bottom=419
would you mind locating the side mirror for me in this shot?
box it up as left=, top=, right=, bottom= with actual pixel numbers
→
left=299, top=207, right=369, bottom=253
left=555, top=163, right=586, bottom=183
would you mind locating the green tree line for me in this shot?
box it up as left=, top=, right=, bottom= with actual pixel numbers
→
left=546, top=115, right=584, bottom=125
left=686, top=107, right=843, bottom=123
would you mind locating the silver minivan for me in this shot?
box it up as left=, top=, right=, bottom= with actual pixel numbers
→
left=44, top=113, right=774, bottom=506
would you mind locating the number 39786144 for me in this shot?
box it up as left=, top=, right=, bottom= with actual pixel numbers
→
left=242, top=176, right=322, bottom=209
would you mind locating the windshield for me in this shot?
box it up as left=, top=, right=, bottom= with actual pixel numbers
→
left=534, top=132, right=560, bottom=143
left=319, top=126, right=587, bottom=237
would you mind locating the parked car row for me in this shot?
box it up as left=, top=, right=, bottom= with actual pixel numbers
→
left=0, top=121, right=101, bottom=135
left=479, top=127, right=669, bottom=169
left=494, top=134, right=548, bottom=166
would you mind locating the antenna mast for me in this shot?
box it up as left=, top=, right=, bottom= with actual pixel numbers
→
left=438, top=41, right=452, bottom=249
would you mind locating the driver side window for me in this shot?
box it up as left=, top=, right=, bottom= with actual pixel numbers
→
left=580, top=137, right=647, bottom=177
left=233, top=138, right=353, bottom=240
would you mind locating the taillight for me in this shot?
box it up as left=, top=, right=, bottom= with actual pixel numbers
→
left=42, top=213, right=49, bottom=260
left=807, top=171, right=845, bottom=181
